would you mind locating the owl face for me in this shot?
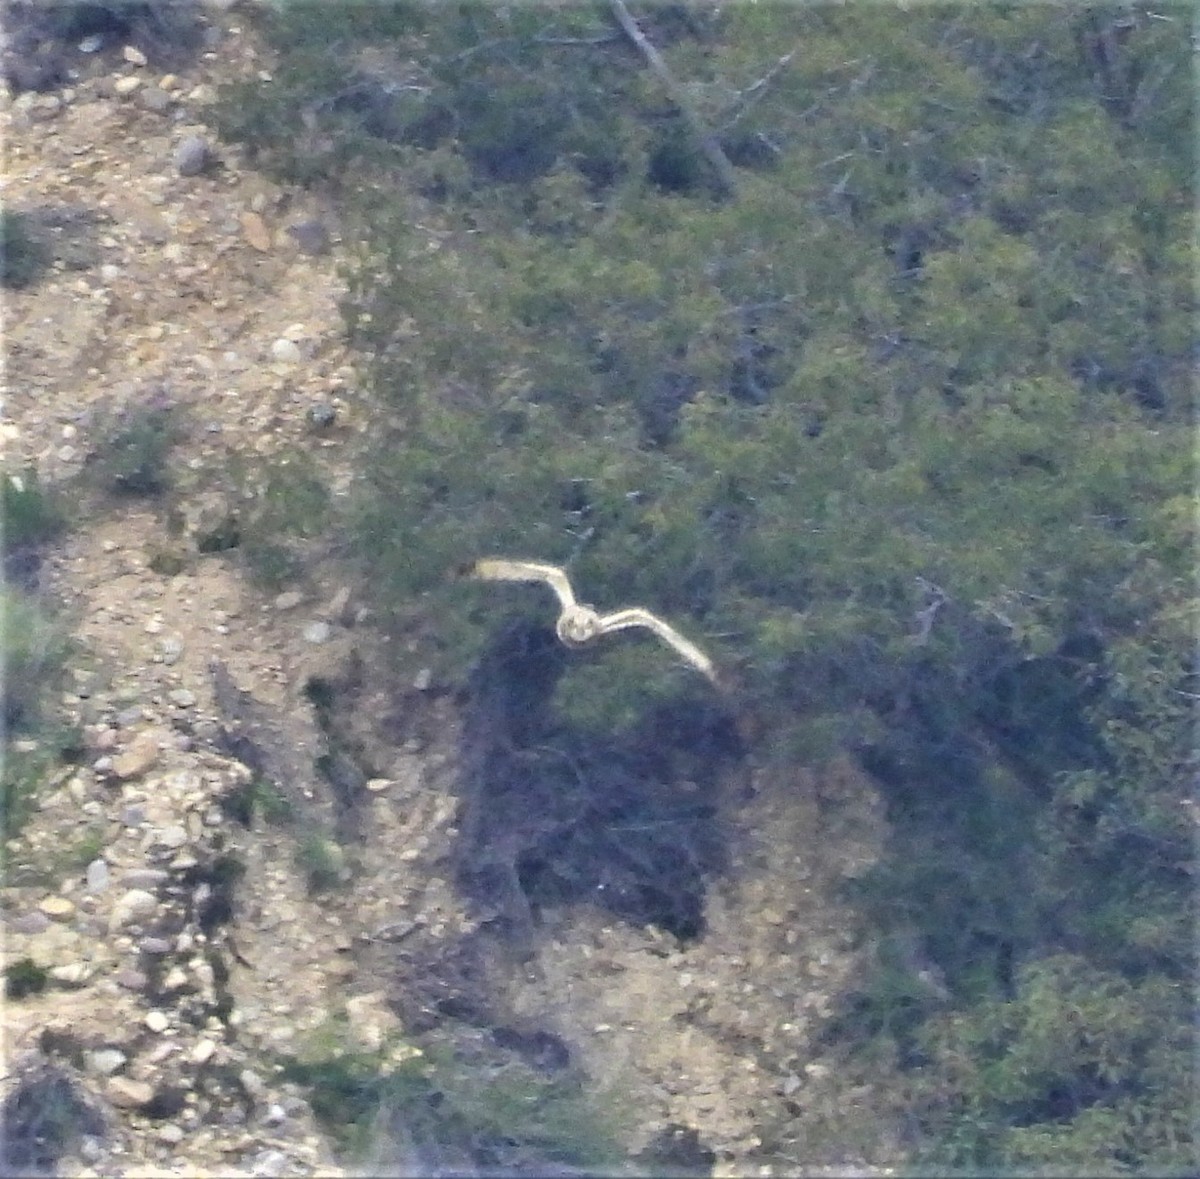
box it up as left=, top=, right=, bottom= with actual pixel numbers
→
left=557, top=605, right=602, bottom=646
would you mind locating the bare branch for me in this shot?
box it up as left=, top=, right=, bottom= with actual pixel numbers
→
left=606, top=0, right=738, bottom=199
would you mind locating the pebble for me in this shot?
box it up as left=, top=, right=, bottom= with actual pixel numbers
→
left=139, top=87, right=172, bottom=113
left=274, top=591, right=303, bottom=611
left=251, top=1149, right=288, bottom=1178
left=9, top=912, right=51, bottom=935
left=242, top=211, right=272, bottom=252
left=39, top=896, right=77, bottom=922
left=174, top=135, right=211, bottom=177
left=306, top=401, right=337, bottom=429
left=85, top=859, right=109, bottom=894
left=302, top=621, right=331, bottom=645
left=413, top=668, right=433, bottom=691
left=109, top=888, right=158, bottom=931
left=287, top=219, right=330, bottom=256
left=191, top=1038, right=218, bottom=1064
left=157, top=1124, right=185, bottom=1145
left=112, top=738, right=159, bottom=780
left=168, top=688, right=197, bottom=708
left=87, top=1049, right=128, bottom=1076
left=156, top=824, right=189, bottom=849
left=140, top=936, right=174, bottom=955
left=123, top=45, right=148, bottom=66
left=107, top=1077, right=155, bottom=1108
left=121, top=868, right=169, bottom=889
left=145, top=1009, right=170, bottom=1033
left=115, top=969, right=149, bottom=991
left=114, top=76, right=142, bottom=96
left=79, top=35, right=105, bottom=53
left=261, top=1103, right=288, bottom=1127
left=270, top=338, right=301, bottom=363
left=48, top=962, right=93, bottom=986
left=159, top=635, right=185, bottom=665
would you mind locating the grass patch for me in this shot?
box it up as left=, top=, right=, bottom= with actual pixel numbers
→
left=296, top=832, right=347, bottom=894
left=4, top=958, right=50, bottom=1000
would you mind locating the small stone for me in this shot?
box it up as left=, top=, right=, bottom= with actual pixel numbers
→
left=240, top=1069, right=267, bottom=1099
left=156, top=825, right=188, bottom=849
left=167, top=688, right=196, bottom=708
left=139, top=936, right=173, bottom=955
left=85, top=859, right=109, bottom=894
left=107, top=1077, right=155, bottom=1108
left=123, top=45, right=148, bottom=66
left=159, top=636, right=184, bottom=666
left=48, top=962, right=92, bottom=986
left=270, top=337, right=301, bottom=363
left=252, top=1149, right=288, bottom=1177
left=162, top=966, right=188, bottom=991
left=145, top=1009, right=170, bottom=1033
left=120, top=868, right=169, bottom=889
left=112, top=737, right=159, bottom=780
left=174, top=135, right=211, bottom=177
left=191, top=1038, right=217, bottom=1064
left=302, top=621, right=331, bottom=645
left=39, top=896, right=76, bottom=922
left=157, top=1123, right=185, bottom=1145
left=287, top=219, right=330, bottom=256
left=241, top=212, right=272, bottom=252
left=8, top=912, right=50, bottom=935
left=114, top=75, right=142, bottom=96
left=306, top=402, right=337, bottom=429
left=87, top=1048, right=128, bottom=1076
left=413, top=667, right=433, bottom=691
left=261, top=1102, right=287, bottom=1126
left=365, top=778, right=391, bottom=793
left=139, top=86, right=172, bottom=113
left=273, top=591, right=304, bottom=611
left=159, top=74, right=180, bottom=91
left=109, top=888, right=158, bottom=931
left=79, top=35, right=105, bottom=53
left=115, top=969, right=149, bottom=991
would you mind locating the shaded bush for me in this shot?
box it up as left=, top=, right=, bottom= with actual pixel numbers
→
left=0, top=207, right=49, bottom=289
left=0, top=1064, right=105, bottom=1177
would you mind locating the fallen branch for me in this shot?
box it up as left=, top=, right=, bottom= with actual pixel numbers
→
left=607, top=0, right=738, bottom=199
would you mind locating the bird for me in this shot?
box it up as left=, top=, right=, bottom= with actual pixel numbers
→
left=467, top=558, right=718, bottom=683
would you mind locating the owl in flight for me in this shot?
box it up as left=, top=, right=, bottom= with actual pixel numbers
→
left=468, top=558, right=717, bottom=683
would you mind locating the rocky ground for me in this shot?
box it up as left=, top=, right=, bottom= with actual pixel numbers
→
left=2, top=4, right=901, bottom=1176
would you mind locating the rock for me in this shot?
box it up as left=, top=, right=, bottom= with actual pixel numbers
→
left=107, top=1076, right=155, bottom=1109
left=157, top=1123, right=185, bottom=1145
left=241, top=212, right=272, bottom=252
left=270, top=337, right=301, bottom=363
left=156, top=824, right=189, bottom=849
left=302, top=621, right=331, bottom=645
left=139, top=86, right=172, bottom=113
left=191, top=1038, right=217, bottom=1064
left=251, top=1149, right=288, bottom=1177
left=413, top=667, right=433, bottom=691
left=38, top=896, right=76, bottom=922
left=158, top=635, right=185, bottom=665
left=112, top=737, right=159, bottom=780
left=145, top=1009, right=170, bottom=1033
left=114, top=75, right=142, bottom=96
left=306, top=401, right=337, bottom=429
left=287, top=219, right=330, bottom=256
left=174, top=135, right=211, bottom=177
left=122, top=45, right=148, bottom=66
left=48, top=962, right=93, bottom=986
left=273, top=591, right=304, bottom=611
left=109, top=888, right=158, bottom=931
left=86, top=859, right=109, bottom=894
left=115, top=969, right=149, bottom=991
left=121, top=868, right=169, bottom=889
left=8, top=911, right=51, bottom=935
left=78, top=35, right=105, bottom=54
left=167, top=689, right=196, bottom=708
left=87, top=1049, right=128, bottom=1076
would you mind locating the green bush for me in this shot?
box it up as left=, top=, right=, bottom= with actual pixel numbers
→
left=89, top=402, right=183, bottom=497
left=0, top=208, right=49, bottom=290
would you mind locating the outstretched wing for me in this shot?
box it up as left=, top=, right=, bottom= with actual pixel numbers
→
left=595, top=607, right=717, bottom=682
left=470, top=559, right=578, bottom=611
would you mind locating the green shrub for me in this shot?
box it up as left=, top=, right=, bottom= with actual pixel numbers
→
left=89, top=403, right=183, bottom=497
left=0, top=208, right=49, bottom=290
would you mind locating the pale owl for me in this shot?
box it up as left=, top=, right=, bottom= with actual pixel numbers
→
left=468, top=558, right=717, bottom=683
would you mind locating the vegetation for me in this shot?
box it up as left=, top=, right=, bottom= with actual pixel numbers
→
left=215, top=2, right=1194, bottom=1171
left=87, top=400, right=184, bottom=497
left=0, top=207, right=50, bottom=290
